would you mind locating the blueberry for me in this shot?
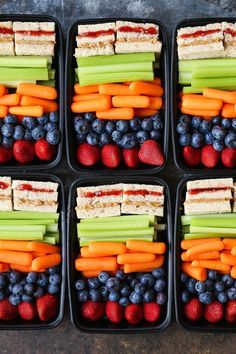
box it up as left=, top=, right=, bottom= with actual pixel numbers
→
left=32, top=126, right=46, bottom=140
left=48, top=266, right=61, bottom=275
left=13, top=125, right=24, bottom=140
left=205, top=279, right=214, bottom=291
left=195, top=281, right=206, bottom=293
left=181, top=290, right=190, bottom=303
left=218, top=292, right=228, bottom=304
left=4, top=114, right=17, bottom=125
left=49, top=112, right=58, bottom=123
left=9, top=294, right=21, bottom=306
left=116, top=120, right=129, bottom=133
left=74, top=115, right=83, bottom=125
left=77, top=290, right=90, bottom=303
left=84, top=112, right=96, bottom=122
left=136, top=130, right=149, bottom=145
left=119, top=297, right=130, bottom=307
left=76, top=133, right=86, bottom=143
left=8, top=284, right=14, bottom=294
left=26, top=272, right=38, bottom=284
left=120, top=133, right=137, bottom=149
left=140, top=274, right=155, bottom=288
left=24, top=129, right=33, bottom=141
left=49, top=274, right=61, bottom=286
left=191, top=132, right=204, bottom=148
left=191, top=116, right=202, bottom=129
left=87, top=277, right=100, bottom=289
left=134, top=283, right=146, bottom=295
left=180, top=273, right=188, bottom=284
left=9, top=271, right=21, bottom=284
left=109, top=292, right=120, bottom=302
left=100, top=286, right=109, bottom=297
left=0, top=290, right=5, bottom=301
left=232, top=118, right=236, bottom=131
left=205, top=132, right=214, bottom=145
left=177, top=122, right=189, bottom=135
left=1, top=124, right=14, bottom=138
left=92, top=119, right=105, bottom=134
left=130, top=117, right=141, bottom=132
left=22, top=294, right=33, bottom=302
left=98, top=272, right=110, bottom=284
left=86, top=132, right=99, bottom=145
left=143, top=289, right=156, bottom=302
left=199, top=291, right=213, bottom=304
left=2, top=137, right=14, bottom=148
left=186, top=278, right=197, bottom=293
left=129, top=291, right=142, bottom=304
left=120, top=284, right=131, bottom=297
left=46, top=129, right=60, bottom=145
left=130, top=278, right=139, bottom=288
left=228, top=287, right=236, bottom=300
left=179, top=133, right=191, bottom=146
left=213, top=139, right=224, bottom=152
left=127, top=274, right=135, bottom=283
left=154, top=279, right=166, bottom=292
left=115, top=270, right=126, bottom=281
left=212, top=125, right=227, bottom=140
left=179, top=114, right=191, bottom=124
left=156, top=292, right=167, bottom=305
left=90, top=289, right=101, bottom=301
left=222, top=118, right=231, bottom=130
left=22, top=117, right=37, bottom=130
left=212, top=116, right=221, bottom=126
left=152, top=115, right=163, bottom=130
left=152, top=268, right=165, bottom=279
left=45, top=122, right=58, bottom=132
left=37, top=115, right=49, bottom=125
left=222, top=274, right=234, bottom=288
left=141, top=118, right=153, bottom=132
left=225, top=133, right=236, bottom=148
left=99, top=132, right=111, bottom=147
left=150, top=130, right=161, bottom=141
left=34, top=286, right=44, bottom=298
left=37, top=274, right=48, bottom=287
left=105, top=121, right=116, bottom=134
left=12, top=284, right=23, bottom=295
left=106, top=277, right=120, bottom=292
left=111, top=130, right=122, bottom=143
left=208, top=270, right=218, bottom=281
left=75, top=279, right=87, bottom=291
left=24, top=283, right=35, bottom=295
left=0, top=275, right=7, bottom=289
left=200, top=120, right=212, bottom=133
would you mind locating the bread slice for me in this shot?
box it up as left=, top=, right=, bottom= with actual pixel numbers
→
left=187, top=178, right=233, bottom=191
left=122, top=183, right=164, bottom=203
left=77, top=184, right=123, bottom=205
left=121, top=202, right=163, bottom=217
left=14, top=201, right=58, bottom=213
left=74, top=44, right=114, bottom=57
left=0, top=41, right=15, bottom=55
left=184, top=200, right=231, bottom=215
left=0, top=177, right=12, bottom=211
left=15, top=42, right=55, bottom=56
left=76, top=204, right=120, bottom=219
left=13, top=21, right=55, bottom=32
left=115, top=41, right=162, bottom=54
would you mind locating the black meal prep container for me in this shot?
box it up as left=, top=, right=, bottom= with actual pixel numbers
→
left=67, top=176, right=172, bottom=333
left=65, top=18, right=169, bottom=175
left=171, top=17, right=236, bottom=173
left=0, top=14, right=64, bottom=171
left=0, top=173, right=66, bottom=330
left=174, top=173, right=236, bottom=333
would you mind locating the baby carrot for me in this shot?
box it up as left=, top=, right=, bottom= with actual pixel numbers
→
left=0, top=93, right=20, bottom=106
left=10, top=264, right=30, bottom=273
left=181, top=238, right=221, bottom=250
left=222, top=103, right=236, bottom=118
left=9, top=106, right=43, bottom=117
left=17, top=83, right=57, bottom=100
left=74, top=84, right=98, bottom=95
left=31, top=253, right=61, bottom=271
left=88, top=242, right=127, bottom=256
left=0, top=106, right=8, bottom=117
left=129, top=82, right=163, bottom=97
left=231, top=266, right=236, bottom=279
left=0, top=85, right=5, bottom=97
left=124, top=255, right=164, bottom=273
left=220, top=251, right=236, bottom=266
left=148, top=97, right=162, bottom=109
left=117, top=253, right=156, bottom=264
left=112, top=95, right=150, bottom=108
left=180, top=107, right=220, bottom=117
left=203, top=88, right=236, bottom=104
left=0, top=250, right=32, bottom=266
left=126, top=240, right=166, bottom=254
left=75, top=256, right=118, bottom=272
left=134, top=108, right=158, bottom=117
left=182, top=95, right=223, bottom=111
left=99, top=83, right=137, bottom=96
left=82, top=270, right=101, bottom=277
left=181, top=251, right=220, bottom=262
left=191, top=260, right=231, bottom=273
left=20, top=96, right=58, bottom=113
left=186, top=241, right=224, bottom=257
left=96, top=107, right=134, bottom=120
left=73, top=93, right=108, bottom=102
left=0, top=240, right=30, bottom=252
left=1, top=263, right=9, bottom=272
left=231, top=246, right=236, bottom=256
left=32, top=251, right=47, bottom=258
left=181, top=262, right=207, bottom=281
left=71, top=96, right=111, bottom=113
left=80, top=246, right=110, bottom=258
left=223, top=239, right=236, bottom=250
left=27, top=241, right=60, bottom=254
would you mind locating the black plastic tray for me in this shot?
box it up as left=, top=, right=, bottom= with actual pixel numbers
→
left=67, top=176, right=172, bottom=333
left=171, top=17, right=236, bottom=173
left=65, top=18, right=169, bottom=175
left=0, top=172, right=66, bottom=330
left=0, top=14, right=64, bottom=171
left=174, top=173, right=236, bottom=333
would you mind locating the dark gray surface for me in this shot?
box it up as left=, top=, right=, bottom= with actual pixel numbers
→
left=0, top=0, right=236, bottom=353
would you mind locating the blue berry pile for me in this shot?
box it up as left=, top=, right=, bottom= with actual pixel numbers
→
left=0, top=267, right=61, bottom=306
left=181, top=270, right=236, bottom=305
left=177, top=114, right=236, bottom=151
left=75, top=269, right=167, bottom=307
left=73, top=113, right=164, bottom=149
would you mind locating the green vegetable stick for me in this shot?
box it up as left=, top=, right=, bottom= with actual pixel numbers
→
left=0, top=225, right=46, bottom=233
left=192, top=77, right=236, bottom=88
left=183, top=85, right=236, bottom=93
left=184, top=233, right=222, bottom=240
left=0, top=68, right=48, bottom=80
left=0, top=219, right=55, bottom=225
left=79, top=71, right=154, bottom=86
left=181, top=213, right=234, bottom=226
left=192, top=67, right=236, bottom=79
left=79, top=236, right=153, bottom=246
left=190, top=226, right=236, bottom=235
left=37, top=80, right=56, bottom=87
left=77, top=53, right=156, bottom=66
left=15, top=56, right=53, bottom=64
left=0, top=230, right=44, bottom=238
left=80, top=215, right=156, bottom=225
left=78, top=62, right=153, bottom=76
left=77, top=227, right=154, bottom=238
left=0, top=211, right=59, bottom=220
left=179, top=72, right=191, bottom=84
left=0, top=57, right=48, bottom=68
left=178, top=58, right=236, bottom=71
left=48, top=69, right=55, bottom=80
left=41, top=237, right=56, bottom=245
left=78, top=220, right=149, bottom=231
left=0, top=80, right=36, bottom=88
left=46, top=224, right=58, bottom=233
left=191, top=217, right=236, bottom=228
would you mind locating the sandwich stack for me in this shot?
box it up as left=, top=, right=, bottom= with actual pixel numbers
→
left=222, top=21, right=236, bottom=57
left=0, top=21, right=15, bottom=55
left=0, top=176, right=12, bottom=211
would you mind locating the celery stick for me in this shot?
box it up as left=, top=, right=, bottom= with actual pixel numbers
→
left=184, top=233, right=222, bottom=240
left=42, top=237, right=56, bottom=245
left=0, top=68, right=48, bottom=81
left=182, top=226, right=190, bottom=234
left=0, top=219, right=54, bottom=225
left=0, top=80, right=36, bottom=88
left=79, top=71, right=154, bottom=86
left=48, top=69, right=55, bottom=80
left=46, top=224, right=58, bottom=233
left=0, top=225, right=46, bottom=233
left=37, top=80, right=56, bottom=87
left=182, top=86, right=204, bottom=94
left=46, top=232, right=59, bottom=240
left=181, top=213, right=234, bottom=226
left=0, top=57, right=47, bottom=68
left=78, top=220, right=149, bottom=231
left=0, top=211, right=59, bottom=220
left=79, top=235, right=153, bottom=246
left=179, top=58, right=236, bottom=71
left=179, top=72, right=191, bottom=84
left=192, top=77, right=236, bottom=88
left=77, top=53, right=156, bottom=67
left=78, top=227, right=154, bottom=238
left=0, top=230, right=43, bottom=238
left=192, top=67, right=236, bottom=79
left=80, top=215, right=156, bottom=225
left=78, top=62, right=153, bottom=76
left=13, top=56, right=53, bottom=64
left=155, top=224, right=166, bottom=231
left=190, top=226, right=236, bottom=235
left=191, top=216, right=236, bottom=228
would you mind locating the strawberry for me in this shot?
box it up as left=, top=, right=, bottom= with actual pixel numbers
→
left=221, top=147, right=236, bottom=168
left=226, top=300, right=236, bottom=323
left=13, top=140, right=35, bottom=164
left=105, top=301, right=124, bottom=323
left=204, top=301, right=223, bottom=323
left=143, top=302, right=161, bottom=323
left=184, top=298, right=203, bottom=321
left=123, top=147, right=140, bottom=168
left=35, top=139, right=56, bottom=161
left=183, top=146, right=201, bottom=166
left=101, top=144, right=121, bottom=168
left=76, top=143, right=100, bottom=167
left=125, top=304, right=143, bottom=324
left=81, top=300, right=105, bottom=322
left=36, top=294, right=59, bottom=321
left=0, top=298, right=18, bottom=320
left=201, top=145, right=220, bottom=168
left=18, top=302, right=37, bottom=321
left=0, top=146, right=13, bottom=163
left=138, top=140, right=164, bottom=166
